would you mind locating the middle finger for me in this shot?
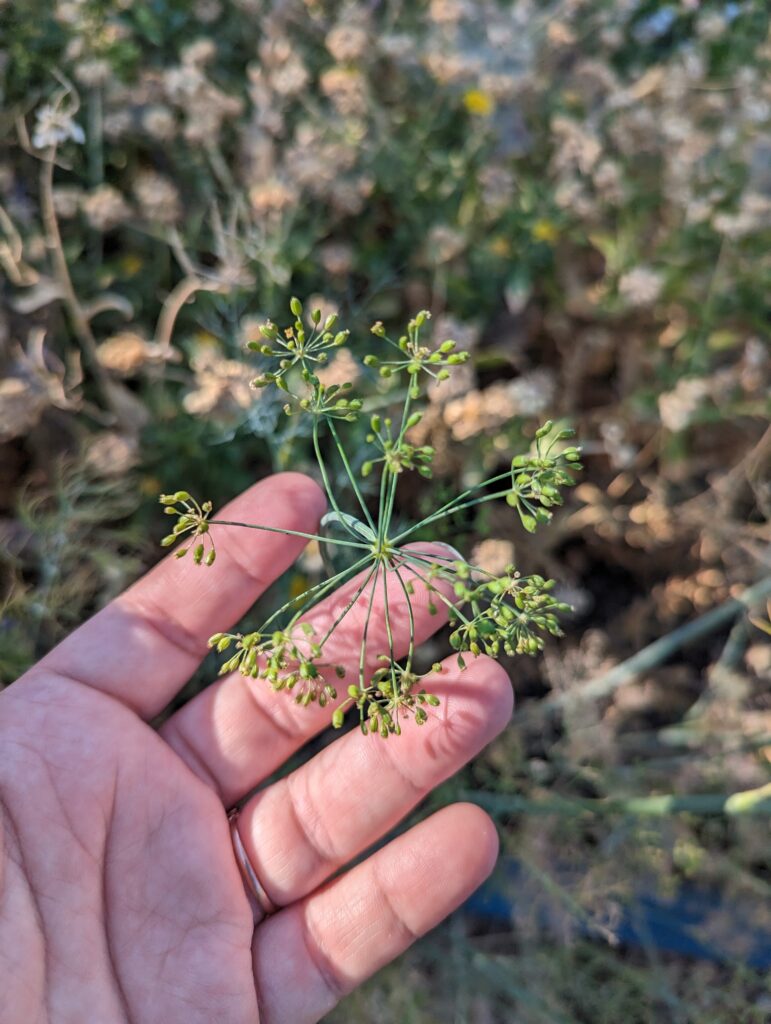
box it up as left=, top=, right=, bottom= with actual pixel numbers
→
left=238, top=652, right=512, bottom=909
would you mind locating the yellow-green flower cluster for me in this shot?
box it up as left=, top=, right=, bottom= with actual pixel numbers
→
left=247, top=296, right=349, bottom=392
left=208, top=625, right=344, bottom=707
left=364, top=311, right=470, bottom=397
left=159, top=491, right=216, bottom=564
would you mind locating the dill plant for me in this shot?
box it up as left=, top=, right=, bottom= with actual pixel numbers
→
left=159, top=300, right=582, bottom=738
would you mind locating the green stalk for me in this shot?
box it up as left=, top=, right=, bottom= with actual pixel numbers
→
left=316, top=562, right=378, bottom=649
left=465, top=783, right=771, bottom=818
left=392, top=472, right=513, bottom=544
left=210, top=518, right=369, bottom=550
left=381, top=389, right=412, bottom=540
left=377, top=461, right=390, bottom=546
left=539, top=574, right=771, bottom=713
left=312, top=419, right=361, bottom=541
left=405, top=548, right=499, bottom=582
left=381, top=562, right=399, bottom=719
left=328, top=419, right=376, bottom=533
left=257, top=555, right=371, bottom=636
left=392, top=565, right=416, bottom=673
left=358, top=562, right=381, bottom=690
left=396, top=553, right=471, bottom=625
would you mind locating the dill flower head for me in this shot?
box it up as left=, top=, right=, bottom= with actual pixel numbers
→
left=158, top=300, right=581, bottom=737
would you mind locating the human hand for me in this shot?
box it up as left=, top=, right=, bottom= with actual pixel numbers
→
left=0, top=473, right=512, bottom=1023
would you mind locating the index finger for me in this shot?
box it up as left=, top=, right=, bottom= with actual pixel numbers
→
left=26, top=472, right=326, bottom=718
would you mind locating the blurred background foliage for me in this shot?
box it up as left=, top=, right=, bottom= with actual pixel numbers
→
left=1, top=0, right=770, bottom=1020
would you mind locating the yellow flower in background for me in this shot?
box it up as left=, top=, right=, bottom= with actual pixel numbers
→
left=488, top=236, right=511, bottom=257
left=463, top=88, right=495, bottom=116
left=120, top=254, right=144, bottom=277
left=193, top=329, right=220, bottom=349
left=289, top=572, right=310, bottom=600
left=140, top=476, right=163, bottom=497
left=532, top=219, right=559, bottom=243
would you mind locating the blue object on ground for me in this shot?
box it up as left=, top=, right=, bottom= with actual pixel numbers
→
left=463, top=857, right=771, bottom=970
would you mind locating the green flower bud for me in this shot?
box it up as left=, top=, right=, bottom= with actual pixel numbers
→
left=535, top=421, right=554, bottom=439
left=290, top=296, right=303, bottom=317
left=332, top=707, right=345, bottom=729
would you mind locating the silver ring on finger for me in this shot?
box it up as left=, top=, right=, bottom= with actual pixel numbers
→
left=228, top=807, right=278, bottom=926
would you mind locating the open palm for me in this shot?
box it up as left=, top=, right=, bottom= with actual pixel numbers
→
left=0, top=473, right=512, bottom=1023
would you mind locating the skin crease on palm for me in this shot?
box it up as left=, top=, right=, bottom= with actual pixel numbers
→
left=0, top=473, right=513, bottom=1024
